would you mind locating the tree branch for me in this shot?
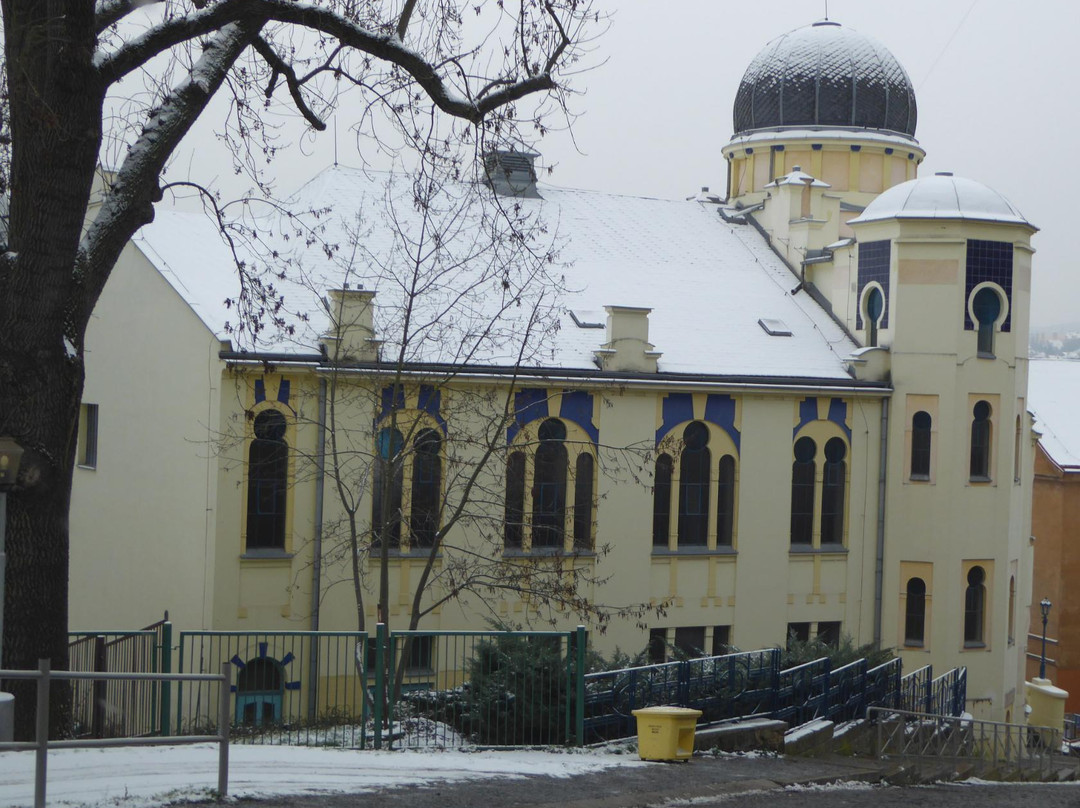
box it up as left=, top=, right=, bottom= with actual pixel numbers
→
left=396, top=0, right=418, bottom=41
left=251, top=36, right=327, bottom=131
left=94, top=0, right=162, bottom=34
left=94, top=0, right=559, bottom=123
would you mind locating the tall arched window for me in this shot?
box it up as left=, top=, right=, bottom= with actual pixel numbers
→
left=970, top=401, right=992, bottom=481
left=716, top=455, right=736, bottom=547
left=910, top=411, right=932, bottom=480
left=865, top=286, right=884, bottom=348
left=1008, top=575, right=1016, bottom=646
left=573, top=453, right=594, bottom=550
left=964, top=565, right=986, bottom=646
left=973, top=286, right=1002, bottom=356
left=410, top=429, right=442, bottom=549
left=1014, top=415, right=1022, bottom=484
left=904, top=577, right=926, bottom=646
left=790, top=437, right=816, bottom=545
left=678, top=422, right=710, bottom=547
left=820, top=438, right=846, bottom=545
left=504, top=451, right=526, bottom=549
left=247, top=410, right=288, bottom=551
left=532, top=419, right=568, bottom=548
left=653, top=454, right=673, bottom=547
left=373, top=427, right=404, bottom=549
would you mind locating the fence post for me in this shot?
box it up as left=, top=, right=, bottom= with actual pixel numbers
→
left=160, top=621, right=172, bottom=736
left=35, top=658, right=50, bottom=808
left=575, top=625, right=586, bottom=747
left=924, top=665, right=933, bottom=714
left=92, top=635, right=106, bottom=739
left=218, top=662, right=230, bottom=797
left=373, top=623, right=385, bottom=751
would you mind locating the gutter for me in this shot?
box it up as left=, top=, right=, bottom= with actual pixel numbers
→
left=307, top=377, right=327, bottom=718
left=873, top=397, right=889, bottom=649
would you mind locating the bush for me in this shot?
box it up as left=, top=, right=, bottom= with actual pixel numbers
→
left=781, top=632, right=894, bottom=670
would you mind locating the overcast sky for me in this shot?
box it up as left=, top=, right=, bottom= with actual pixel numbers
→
left=169, top=0, right=1079, bottom=328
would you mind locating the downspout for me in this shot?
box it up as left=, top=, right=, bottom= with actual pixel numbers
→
left=873, top=397, right=889, bottom=648
left=307, top=377, right=328, bottom=718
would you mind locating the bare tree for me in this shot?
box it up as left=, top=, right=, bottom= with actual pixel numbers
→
left=0, top=0, right=601, bottom=738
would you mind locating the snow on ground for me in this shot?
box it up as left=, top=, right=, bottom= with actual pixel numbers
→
left=0, top=743, right=645, bottom=808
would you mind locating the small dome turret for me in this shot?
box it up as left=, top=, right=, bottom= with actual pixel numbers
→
left=849, top=172, right=1034, bottom=229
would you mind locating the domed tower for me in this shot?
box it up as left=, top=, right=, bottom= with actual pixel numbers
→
left=723, top=20, right=925, bottom=210
left=845, top=172, right=1037, bottom=722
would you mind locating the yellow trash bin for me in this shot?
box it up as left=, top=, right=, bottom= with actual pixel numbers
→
left=631, top=706, right=703, bottom=761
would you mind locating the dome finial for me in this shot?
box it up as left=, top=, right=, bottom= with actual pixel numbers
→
left=824, top=0, right=828, bottom=20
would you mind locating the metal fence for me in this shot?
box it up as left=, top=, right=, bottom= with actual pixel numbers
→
left=897, top=664, right=967, bottom=718
left=583, top=650, right=780, bottom=743
left=67, top=618, right=171, bottom=738
left=384, top=627, right=584, bottom=749
left=176, top=630, right=368, bottom=748
left=870, top=706, right=1063, bottom=776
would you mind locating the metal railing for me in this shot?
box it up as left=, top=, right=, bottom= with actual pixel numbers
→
left=383, top=626, right=585, bottom=749
left=582, top=649, right=780, bottom=743
left=0, top=660, right=230, bottom=808
left=176, top=630, right=367, bottom=748
left=869, top=706, right=1063, bottom=776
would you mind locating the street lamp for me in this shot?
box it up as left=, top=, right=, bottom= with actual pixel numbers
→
left=1039, top=597, right=1053, bottom=681
left=0, top=436, right=25, bottom=670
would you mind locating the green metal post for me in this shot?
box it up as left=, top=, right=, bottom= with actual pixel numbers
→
left=160, top=621, right=173, bottom=736
left=373, top=623, right=385, bottom=750
left=575, top=625, right=586, bottom=747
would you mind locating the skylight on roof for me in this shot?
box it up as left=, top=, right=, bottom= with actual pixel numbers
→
left=569, top=309, right=604, bottom=329
left=758, top=318, right=793, bottom=337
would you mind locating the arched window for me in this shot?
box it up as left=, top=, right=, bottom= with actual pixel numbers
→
left=964, top=566, right=986, bottom=646
left=532, top=419, right=568, bottom=548
left=1008, top=575, right=1016, bottom=646
left=236, top=657, right=283, bottom=725
left=790, top=437, right=816, bottom=545
left=973, top=287, right=1002, bottom=356
left=905, top=577, right=926, bottom=646
left=865, top=286, right=884, bottom=348
left=678, top=422, right=710, bottom=547
left=1014, top=415, right=1022, bottom=484
left=820, top=438, right=846, bottom=545
left=373, top=427, right=404, bottom=549
left=910, top=411, right=932, bottom=480
left=573, top=453, right=594, bottom=550
left=247, top=410, right=288, bottom=551
left=970, top=401, right=992, bottom=481
left=653, top=454, right=673, bottom=547
left=410, top=429, right=442, bottom=549
left=716, top=455, right=736, bottom=547
left=504, top=451, right=526, bottom=549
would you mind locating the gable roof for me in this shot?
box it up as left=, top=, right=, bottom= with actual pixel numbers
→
left=1029, top=359, right=1080, bottom=469
left=135, top=165, right=861, bottom=381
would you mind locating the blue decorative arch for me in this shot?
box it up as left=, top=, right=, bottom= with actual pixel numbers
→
left=656, top=393, right=741, bottom=451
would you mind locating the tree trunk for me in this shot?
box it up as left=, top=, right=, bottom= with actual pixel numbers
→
left=0, top=0, right=106, bottom=739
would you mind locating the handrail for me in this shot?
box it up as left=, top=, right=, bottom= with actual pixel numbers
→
left=0, top=659, right=231, bottom=808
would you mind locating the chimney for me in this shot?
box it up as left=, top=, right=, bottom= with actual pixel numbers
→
left=594, top=306, right=661, bottom=372
left=484, top=150, right=541, bottom=198
left=323, top=288, right=381, bottom=362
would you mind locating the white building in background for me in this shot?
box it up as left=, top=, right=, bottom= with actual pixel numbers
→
left=70, top=19, right=1037, bottom=720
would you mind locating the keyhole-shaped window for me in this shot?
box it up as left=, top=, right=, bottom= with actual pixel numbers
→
left=865, top=286, right=884, bottom=347
left=973, top=287, right=1002, bottom=356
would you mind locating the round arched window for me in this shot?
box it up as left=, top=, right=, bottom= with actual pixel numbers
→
left=972, top=287, right=1002, bottom=355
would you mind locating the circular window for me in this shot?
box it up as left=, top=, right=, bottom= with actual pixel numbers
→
left=967, top=566, right=985, bottom=587
left=794, top=436, right=816, bottom=463
left=824, top=437, right=846, bottom=462
left=973, top=400, right=991, bottom=420
left=538, top=419, right=566, bottom=442
left=683, top=421, right=709, bottom=451
left=253, top=410, right=287, bottom=441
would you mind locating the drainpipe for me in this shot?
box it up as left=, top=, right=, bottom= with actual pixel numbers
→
left=308, top=377, right=328, bottom=718
left=873, top=397, right=889, bottom=648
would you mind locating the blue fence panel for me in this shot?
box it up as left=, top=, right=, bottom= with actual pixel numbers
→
left=900, top=664, right=932, bottom=713
left=825, top=658, right=868, bottom=722
left=773, top=658, right=831, bottom=726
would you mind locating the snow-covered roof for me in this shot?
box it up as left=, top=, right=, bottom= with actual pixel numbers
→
left=1029, top=359, right=1080, bottom=468
left=849, top=173, right=1035, bottom=229
left=134, top=165, right=860, bottom=380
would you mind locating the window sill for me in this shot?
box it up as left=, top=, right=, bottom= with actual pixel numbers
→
left=76, top=464, right=97, bottom=471
left=651, top=546, right=736, bottom=557
left=789, top=545, right=848, bottom=555
left=963, top=641, right=987, bottom=650
left=968, top=476, right=992, bottom=484
left=503, top=548, right=596, bottom=559
left=241, top=550, right=293, bottom=562
left=976, top=351, right=996, bottom=360
left=903, top=640, right=925, bottom=649
left=908, top=474, right=931, bottom=483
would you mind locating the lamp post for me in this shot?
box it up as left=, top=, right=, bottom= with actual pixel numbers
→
left=0, top=436, right=25, bottom=670
left=1039, top=597, right=1053, bottom=680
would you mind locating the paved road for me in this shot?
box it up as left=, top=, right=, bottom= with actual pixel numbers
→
left=686, top=782, right=1080, bottom=807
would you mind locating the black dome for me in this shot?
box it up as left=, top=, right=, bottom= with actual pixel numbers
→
left=733, top=21, right=917, bottom=137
